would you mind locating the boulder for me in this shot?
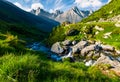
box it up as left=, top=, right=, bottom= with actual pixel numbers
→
left=72, top=41, right=88, bottom=54
left=51, top=42, right=64, bottom=54
left=66, top=29, right=79, bottom=36
left=93, top=53, right=120, bottom=76
left=62, top=40, right=72, bottom=46
left=93, top=53, right=119, bottom=66
left=101, top=44, right=115, bottom=52
left=81, top=45, right=96, bottom=56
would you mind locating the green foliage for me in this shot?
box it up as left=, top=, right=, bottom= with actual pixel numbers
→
left=48, top=22, right=120, bottom=49
left=0, top=20, right=48, bottom=41
left=0, top=1, right=120, bottom=82
left=0, top=33, right=120, bottom=82
left=45, top=25, right=66, bottom=46
left=82, top=0, right=120, bottom=22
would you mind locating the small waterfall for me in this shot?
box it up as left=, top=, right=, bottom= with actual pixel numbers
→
left=28, top=42, right=74, bottom=61
left=61, top=48, right=73, bottom=58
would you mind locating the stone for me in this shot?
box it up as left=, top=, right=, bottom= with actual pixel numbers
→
left=51, top=42, right=64, bottom=54
left=93, top=53, right=120, bottom=76
left=81, top=45, right=96, bottom=56
left=95, top=25, right=104, bottom=31
left=103, top=32, right=112, bottom=39
left=101, top=44, right=115, bottom=52
left=93, top=53, right=119, bottom=66
left=72, top=41, right=88, bottom=54
left=116, top=57, right=120, bottom=62
left=115, top=21, right=120, bottom=27
left=62, top=40, right=72, bottom=46
left=88, top=40, right=95, bottom=44
left=116, top=50, right=120, bottom=55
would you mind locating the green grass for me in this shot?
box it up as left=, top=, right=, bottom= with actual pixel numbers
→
left=82, top=0, right=120, bottom=22
left=0, top=53, right=119, bottom=82
left=0, top=26, right=119, bottom=82
left=47, top=22, right=120, bottom=49
left=0, top=20, right=48, bottom=42
left=1, top=0, right=120, bottom=81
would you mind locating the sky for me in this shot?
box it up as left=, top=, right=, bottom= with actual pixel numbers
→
left=6, top=0, right=111, bottom=12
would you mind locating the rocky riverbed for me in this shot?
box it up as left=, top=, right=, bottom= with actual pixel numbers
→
left=28, top=39, right=120, bottom=75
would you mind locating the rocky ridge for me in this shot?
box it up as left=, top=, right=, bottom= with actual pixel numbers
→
left=31, top=6, right=93, bottom=23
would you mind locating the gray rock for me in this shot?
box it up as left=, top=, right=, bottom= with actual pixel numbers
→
left=93, top=53, right=120, bottom=73
left=81, top=45, right=96, bottom=56
left=72, top=41, right=88, bottom=54
left=51, top=42, right=64, bottom=54
left=116, top=50, right=120, bottom=55
left=55, top=6, right=92, bottom=23
left=101, top=44, right=115, bottom=52
left=62, top=40, right=72, bottom=46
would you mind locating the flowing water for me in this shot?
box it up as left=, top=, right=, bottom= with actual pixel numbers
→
left=27, top=42, right=73, bottom=61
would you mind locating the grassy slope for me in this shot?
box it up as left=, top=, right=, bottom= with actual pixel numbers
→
left=1, top=0, right=120, bottom=82
left=82, top=0, right=120, bottom=22
left=1, top=32, right=119, bottom=82
left=0, top=20, right=119, bottom=82
left=47, top=22, right=120, bottom=49
left=0, top=20, right=48, bottom=41
left=0, top=0, right=59, bottom=32
left=47, top=0, right=120, bottom=49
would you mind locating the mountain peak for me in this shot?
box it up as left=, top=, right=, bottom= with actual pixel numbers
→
left=72, top=6, right=79, bottom=11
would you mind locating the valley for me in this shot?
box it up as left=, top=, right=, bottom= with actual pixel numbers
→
left=0, top=0, right=120, bottom=82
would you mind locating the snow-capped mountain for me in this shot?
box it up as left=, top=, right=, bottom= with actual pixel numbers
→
left=55, top=6, right=93, bottom=23
left=31, top=6, right=93, bottom=23
left=0, top=0, right=59, bottom=32
left=31, top=7, right=63, bottom=19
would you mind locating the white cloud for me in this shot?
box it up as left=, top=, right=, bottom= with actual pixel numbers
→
left=74, top=0, right=103, bottom=10
left=14, top=2, right=44, bottom=12
left=14, top=2, right=23, bottom=9
left=14, top=2, right=31, bottom=12
left=31, top=3, right=44, bottom=10
left=49, top=9, right=55, bottom=13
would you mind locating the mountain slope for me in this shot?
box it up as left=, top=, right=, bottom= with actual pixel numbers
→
left=31, top=6, right=92, bottom=23
left=55, top=6, right=92, bottom=23
left=82, top=0, right=120, bottom=22
left=0, top=0, right=59, bottom=32
left=47, top=0, right=120, bottom=50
